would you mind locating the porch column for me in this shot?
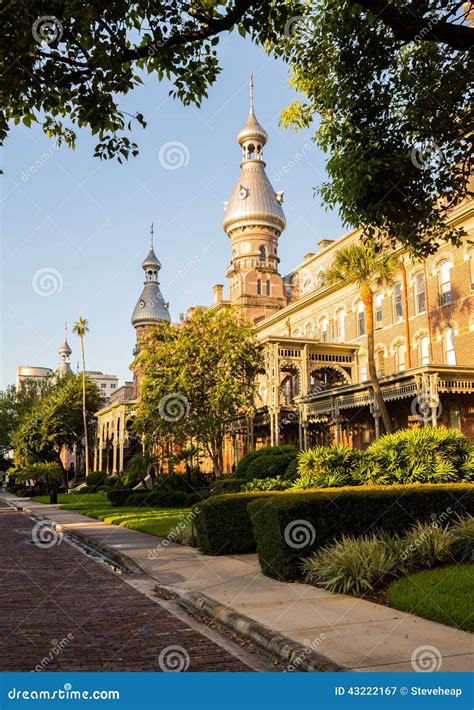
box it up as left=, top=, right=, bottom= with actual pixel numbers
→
left=374, top=414, right=381, bottom=440
left=98, top=444, right=103, bottom=473
left=335, top=416, right=342, bottom=444
left=302, top=421, right=309, bottom=450
left=119, top=439, right=124, bottom=473
left=298, top=408, right=303, bottom=450
left=93, top=446, right=98, bottom=471
left=248, top=415, right=255, bottom=450
left=269, top=412, right=275, bottom=446
left=274, top=410, right=280, bottom=446
left=112, top=443, right=118, bottom=474
left=430, top=374, right=440, bottom=428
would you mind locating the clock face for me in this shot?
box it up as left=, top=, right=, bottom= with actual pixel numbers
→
left=139, top=299, right=145, bottom=308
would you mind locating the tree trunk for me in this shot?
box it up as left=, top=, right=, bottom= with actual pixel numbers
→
left=362, top=284, right=393, bottom=435
left=56, top=452, right=68, bottom=488
left=209, top=434, right=223, bottom=477
left=80, top=335, right=90, bottom=476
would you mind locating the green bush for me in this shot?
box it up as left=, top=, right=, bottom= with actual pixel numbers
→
left=303, top=534, right=399, bottom=595
left=244, top=452, right=298, bottom=481
left=242, top=476, right=293, bottom=492
left=194, top=492, right=271, bottom=555
left=233, top=446, right=298, bottom=478
left=293, top=429, right=473, bottom=489
left=209, top=478, right=246, bottom=496
left=107, top=489, right=137, bottom=507
left=85, top=471, right=107, bottom=491
left=401, top=521, right=454, bottom=568
left=248, top=484, right=474, bottom=580
left=450, top=514, right=474, bottom=562
left=283, top=458, right=299, bottom=481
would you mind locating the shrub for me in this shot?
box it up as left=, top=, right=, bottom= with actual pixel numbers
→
left=209, top=478, right=246, bottom=496
left=248, top=484, right=474, bottom=580
left=194, top=492, right=271, bottom=555
left=283, top=458, right=299, bottom=481
left=233, top=446, right=298, bottom=478
left=364, top=428, right=473, bottom=485
left=401, top=521, right=455, bottom=569
left=107, top=489, right=137, bottom=507
left=303, top=534, right=399, bottom=595
left=244, top=451, right=298, bottom=481
left=85, top=471, right=107, bottom=491
left=451, top=514, right=474, bottom=562
left=295, top=445, right=362, bottom=488
left=242, top=476, right=293, bottom=492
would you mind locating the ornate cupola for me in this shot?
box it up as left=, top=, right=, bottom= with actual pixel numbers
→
left=57, top=323, right=72, bottom=378
left=131, top=224, right=171, bottom=335
left=223, top=75, right=288, bottom=323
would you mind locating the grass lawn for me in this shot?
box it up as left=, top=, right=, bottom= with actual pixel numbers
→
left=30, top=491, right=190, bottom=539
left=386, top=565, right=473, bottom=632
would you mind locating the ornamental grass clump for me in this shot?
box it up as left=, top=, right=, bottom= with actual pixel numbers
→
left=450, top=514, right=474, bottom=562
left=400, top=521, right=455, bottom=569
left=302, top=534, right=399, bottom=595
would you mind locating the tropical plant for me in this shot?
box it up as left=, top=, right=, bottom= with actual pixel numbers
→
left=451, top=514, right=474, bottom=562
left=242, top=476, right=293, bottom=492
left=401, top=521, right=455, bottom=569
left=73, top=316, right=90, bottom=477
left=295, top=445, right=362, bottom=488
left=302, top=533, right=399, bottom=595
left=326, top=242, right=399, bottom=433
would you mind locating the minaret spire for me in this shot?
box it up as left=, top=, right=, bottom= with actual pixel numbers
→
left=150, top=222, right=154, bottom=249
left=249, top=73, right=254, bottom=113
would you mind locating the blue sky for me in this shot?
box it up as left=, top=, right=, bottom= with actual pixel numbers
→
left=2, top=33, right=345, bottom=389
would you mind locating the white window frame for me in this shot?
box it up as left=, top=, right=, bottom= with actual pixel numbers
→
left=443, top=327, right=456, bottom=365
left=414, top=272, right=426, bottom=314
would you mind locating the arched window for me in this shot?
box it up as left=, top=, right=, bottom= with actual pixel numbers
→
left=443, top=327, right=456, bottom=365
left=438, top=260, right=453, bottom=305
left=265, top=279, right=271, bottom=296
left=359, top=357, right=368, bottom=382
left=305, top=322, right=314, bottom=337
left=259, top=245, right=266, bottom=261
left=257, top=279, right=262, bottom=296
left=375, top=293, right=383, bottom=327
left=393, top=283, right=403, bottom=322
left=357, top=301, right=365, bottom=336
left=336, top=309, right=345, bottom=342
left=395, top=343, right=407, bottom=372
left=320, top=316, right=328, bottom=341
left=247, top=143, right=255, bottom=159
left=414, top=272, right=426, bottom=314
left=419, top=336, right=430, bottom=365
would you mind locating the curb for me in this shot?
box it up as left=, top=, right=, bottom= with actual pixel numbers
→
left=3, top=495, right=346, bottom=673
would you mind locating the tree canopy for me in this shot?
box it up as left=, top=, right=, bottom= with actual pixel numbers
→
left=2, top=1, right=472, bottom=255
left=11, top=373, right=101, bottom=482
left=133, top=308, right=261, bottom=475
left=275, top=0, right=473, bottom=257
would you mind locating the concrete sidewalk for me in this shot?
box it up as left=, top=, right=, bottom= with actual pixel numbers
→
left=3, top=491, right=473, bottom=672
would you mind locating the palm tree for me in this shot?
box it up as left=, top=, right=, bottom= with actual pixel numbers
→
left=73, top=316, right=90, bottom=476
left=326, top=242, right=399, bottom=435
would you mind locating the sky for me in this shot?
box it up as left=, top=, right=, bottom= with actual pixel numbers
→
left=1, top=33, right=345, bottom=390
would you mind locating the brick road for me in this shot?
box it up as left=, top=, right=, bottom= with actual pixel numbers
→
left=0, top=504, right=257, bottom=671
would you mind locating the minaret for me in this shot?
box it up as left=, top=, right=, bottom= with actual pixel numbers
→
left=57, top=323, right=72, bottom=378
left=223, top=75, right=288, bottom=323
left=132, top=224, right=171, bottom=337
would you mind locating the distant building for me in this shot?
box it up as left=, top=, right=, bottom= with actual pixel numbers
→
left=85, top=371, right=119, bottom=402
left=16, top=365, right=53, bottom=389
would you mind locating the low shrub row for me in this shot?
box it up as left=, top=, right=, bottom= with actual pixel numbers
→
left=232, top=445, right=298, bottom=481
left=248, top=484, right=474, bottom=580
left=107, top=487, right=208, bottom=508
left=194, top=492, right=270, bottom=555
left=209, top=478, right=246, bottom=496
left=302, top=515, right=474, bottom=596
left=193, top=484, right=474, bottom=580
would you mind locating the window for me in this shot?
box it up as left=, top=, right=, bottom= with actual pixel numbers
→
left=265, top=279, right=271, bottom=296
left=393, top=283, right=403, bottom=322
left=438, top=260, right=452, bottom=306
left=414, top=273, right=426, bottom=314
left=320, top=317, right=328, bottom=342
left=395, top=343, right=407, bottom=371
left=336, top=309, right=345, bottom=342
left=360, top=358, right=368, bottom=381
left=259, top=245, right=266, bottom=261
left=470, top=249, right=474, bottom=290
left=317, top=272, right=326, bottom=288
left=100, top=383, right=106, bottom=389
left=419, top=336, right=430, bottom=365
left=305, top=322, right=314, bottom=337
left=443, top=327, right=456, bottom=365
left=357, top=301, right=365, bottom=336
left=376, top=350, right=385, bottom=377
left=257, top=279, right=262, bottom=295
left=375, top=293, right=383, bottom=327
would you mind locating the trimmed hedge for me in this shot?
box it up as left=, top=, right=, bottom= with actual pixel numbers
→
left=248, top=484, right=474, bottom=581
left=209, top=478, right=246, bottom=496
left=233, top=446, right=298, bottom=479
left=194, top=492, right=271, bottom=555
left=107, top=489, right=137, bottom=507
left=244, top=452, right=298, bottom=481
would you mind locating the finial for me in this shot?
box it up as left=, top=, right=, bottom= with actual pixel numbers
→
left=150, top=222, right=154, bottom=249
left=64, top=321, right=67, bottom=339
left=249, top=73, right=254, bottom=112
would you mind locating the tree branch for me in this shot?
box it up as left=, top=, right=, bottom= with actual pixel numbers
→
left=352, top=0, right=474, bottom=51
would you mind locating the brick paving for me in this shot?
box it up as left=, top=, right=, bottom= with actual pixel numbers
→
left=0, top=504, right=255, bottom=671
